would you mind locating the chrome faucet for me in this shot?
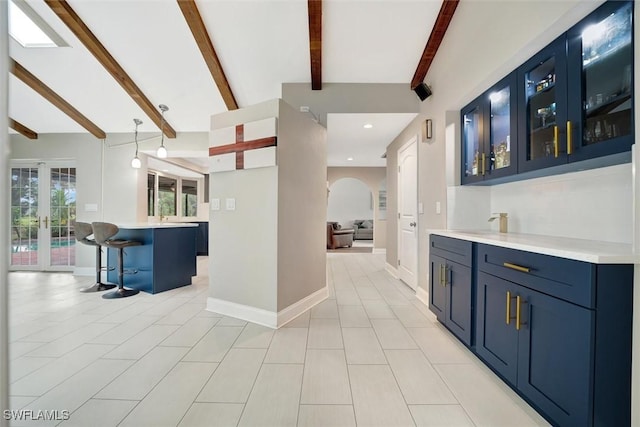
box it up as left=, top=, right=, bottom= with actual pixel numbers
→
left=488, top=213, right=508, bottom=233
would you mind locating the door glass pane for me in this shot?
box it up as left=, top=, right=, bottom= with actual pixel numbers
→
left=182, top=179, right=198, bottom=217
left=489, top=87, right=511, bottom=170
left=525, top=57, right=558, bottom=160
left=50, top=167, right=76, bottom=266
left=463, top=107, right=482, bottom=177
left=147, top=173, right=155, bottom=216
left=11, top=167, right=39, bottom=266
left=158, top=176, right=177, bottom=216
left=582, top=3, right=632, bottom=145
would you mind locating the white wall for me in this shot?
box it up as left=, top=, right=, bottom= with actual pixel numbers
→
left=328, top=178, right=373, bottom=229
left=1, top=1, right=9, bottom=422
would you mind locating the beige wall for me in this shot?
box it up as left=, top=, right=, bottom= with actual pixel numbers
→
left=282, top=83, right=419, bottom=126
left=327, top=167, right=387, bottom=249
left=386, top=0, right=606, bottom=292
left=209, top=99, right=327, bottom=314
left=277, top=100, right=327, bottom=311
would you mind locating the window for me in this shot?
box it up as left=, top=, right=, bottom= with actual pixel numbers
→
left=158, top=176, right=177, bottom=217
left=147, top=174, right=155, bottom=216
left=9, top=0, right=67, bottom=48
left=182, top=180, right=198, bottom=217
left=147, top=171, right=202, bottom=219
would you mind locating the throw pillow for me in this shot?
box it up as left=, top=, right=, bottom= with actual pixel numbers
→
left=362, top=220, right=373, bottom=228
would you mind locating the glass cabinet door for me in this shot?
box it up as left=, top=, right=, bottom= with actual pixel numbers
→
left=518, top=36, right=568, bottom=173
left=568, top=0, right=633, bottom=161
left=461, top=98, right=484, bottom=184
left=486, top=72, right=517, bottom=179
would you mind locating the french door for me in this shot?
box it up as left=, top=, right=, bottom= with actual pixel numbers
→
left=10, top=161, right=77, bottom=271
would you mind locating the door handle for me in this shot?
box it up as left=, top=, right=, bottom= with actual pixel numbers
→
left=409, top=222, right=417, bottom=227
left=35, top=216, right=41, bottom=228
left=44, top=216, right=49, bottom=229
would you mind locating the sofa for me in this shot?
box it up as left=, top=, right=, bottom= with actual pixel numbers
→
left=327, top=222, right=354, bottom=249
left=353, top=220, right=374, bottom=240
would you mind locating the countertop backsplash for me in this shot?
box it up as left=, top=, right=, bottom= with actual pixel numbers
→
left=446, top=162, right=632, bottom=244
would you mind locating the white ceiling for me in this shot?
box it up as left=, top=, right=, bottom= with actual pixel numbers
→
left=327, top=113, right=417, bottom=167
left=8, top=0, right=442, bottom=165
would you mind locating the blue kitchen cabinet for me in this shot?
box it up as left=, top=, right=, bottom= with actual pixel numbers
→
left=475, top=243, right=633, bottom=427
left=465, top=0, right=634, bottom=184
left=461, top=72, right=518, bottom=184
left=475, top=272, right=519, bottom=384
left=429, top=235, right=473, bottom=346
left=566, top=0, right=634, bottom=163
left=517, top=35, right=569, bottom=173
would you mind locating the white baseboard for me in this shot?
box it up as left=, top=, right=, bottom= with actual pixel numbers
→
left=278, top=286, right=328, bottom=327
left=207, top=297, right=277, bottom=329
left=73, top=267, right=94, bottom=277
left=206, top=286, right=328, bottom=329
left=385, top=262, right=399, bottom=279
left=372, top=248, right=386, bottom=255
left=415, top=286, right=429, bottom=307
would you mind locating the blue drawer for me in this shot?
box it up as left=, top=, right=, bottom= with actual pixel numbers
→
left=476, top=244, right=594, bottom=308
left=430, top=235, right=473, bottom=267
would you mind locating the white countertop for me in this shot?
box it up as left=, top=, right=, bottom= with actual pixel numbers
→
left=116, top=222, right=199, bottom=229
left=429, top=229, right=637, bottom=264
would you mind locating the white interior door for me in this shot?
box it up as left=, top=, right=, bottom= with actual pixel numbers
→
left=397, top=137, right=418, bottom=290
left=10, top=161, right=77, bottom=271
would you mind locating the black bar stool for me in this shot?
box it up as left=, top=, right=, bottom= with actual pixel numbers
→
left=92, top=222, right=142, bottom=299
left=75, top=222, right=116, bottom=293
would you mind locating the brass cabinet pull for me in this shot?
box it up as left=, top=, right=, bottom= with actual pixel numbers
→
left=567, top=121, right=572, bottom=155
left=553, top=126, right=559, bottom=158
left=481, top=153, right=486, bottom=176
left=503, top=262, right=530, bottom=273
left=506, top=291, right=511, bottom=325
left=516, top=295, right=527, bottom=330
left=444, top=265, right=449, bottom=287
left=439, top=264, right=445, bottom=286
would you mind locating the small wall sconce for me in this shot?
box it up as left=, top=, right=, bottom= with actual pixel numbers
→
left=423, top=119, right=433, bottom=141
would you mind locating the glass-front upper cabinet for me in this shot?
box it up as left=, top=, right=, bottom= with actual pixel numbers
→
left=462, top=72, right=517, bottom=184
left=461, top=96, right=485, bottom=184
left=567, top=0, right=633, bottom=162
left=518, top=36, right=569, bottom=173
left=487, top=72, right=518, bottom=179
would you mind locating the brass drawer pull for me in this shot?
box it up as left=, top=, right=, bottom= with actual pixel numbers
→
left=506, top=291, right=511, bottom=325
left=516, top=295, right=522, bottom=330
left=503, top=262, right=530, bottom=273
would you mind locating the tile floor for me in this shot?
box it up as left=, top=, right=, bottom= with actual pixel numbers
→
left=7, top=254, right=550, bottom=426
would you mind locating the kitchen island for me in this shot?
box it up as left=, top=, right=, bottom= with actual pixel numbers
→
left=106, top=223, right=198, bottom=294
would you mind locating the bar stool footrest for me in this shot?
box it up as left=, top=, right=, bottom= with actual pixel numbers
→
left=102, top=288, right=140, bottom=299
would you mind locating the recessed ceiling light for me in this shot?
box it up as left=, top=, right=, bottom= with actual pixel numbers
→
left=347, top=157, right=354, bottom=161
left=162, top=169, right=169, bottom=172
left=363, top=124, right=373, bottom=129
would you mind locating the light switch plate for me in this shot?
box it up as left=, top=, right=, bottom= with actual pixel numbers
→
left=226, top=198, right=236, bottom=211
left=418, top=202, right=424, bottom=214
left=211, top=198, right=220, bottom=211
left=436, top=201, right=441, bottom=214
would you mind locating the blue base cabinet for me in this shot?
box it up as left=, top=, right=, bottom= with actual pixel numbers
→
left=475, top=243, right=633, bottom=427
left=429, top=236, right=474, bottom=346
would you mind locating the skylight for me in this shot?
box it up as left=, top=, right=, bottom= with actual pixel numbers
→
left=9, top=0, right=65, bottom=48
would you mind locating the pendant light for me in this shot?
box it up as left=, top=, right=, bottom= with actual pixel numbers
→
left=156, top=104, right=169, bottom=158
left=131, top=118, right=143, bottom=169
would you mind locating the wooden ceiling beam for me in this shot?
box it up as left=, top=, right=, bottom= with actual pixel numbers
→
left=45, top=0, right=177, bottom=138
left=308, top=0, right=322, bottom=90
left=11, top=59, right=106, bottom=139
left=411, top=0, right=459, bottom=89
left=177, top=0, right=239, bottom=110
left=9, top=118, right=38, bottom=140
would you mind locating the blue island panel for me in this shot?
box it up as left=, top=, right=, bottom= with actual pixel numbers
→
left=107, top=226, right=197, bottom=294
